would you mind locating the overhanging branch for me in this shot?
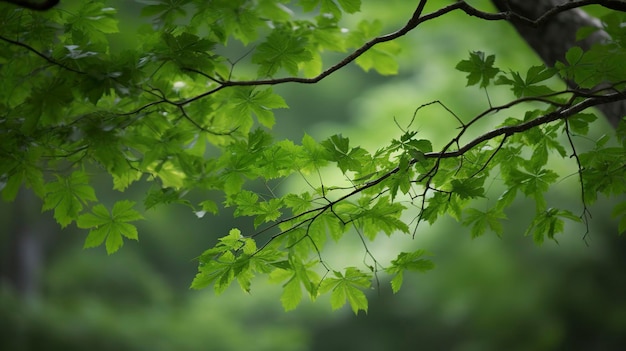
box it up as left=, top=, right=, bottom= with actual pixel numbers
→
left=491, top=0, right=626, bottom=127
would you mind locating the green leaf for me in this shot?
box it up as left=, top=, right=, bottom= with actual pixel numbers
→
left=568, top=113, right=598, bottom=135
left=229, top=87, right=288, bottom=128
left=420, top=192, right=457, bottom=224
left=190, top=251, right=237, bottom=293
left=42, top=171, right=97, bottom=227
left=498, top=65, right=557, bottom=97
left=144, top=187, right=192, bottom=210
left=406, top=139, right=433, bottom=153
left=300, top=0, right=360, bottom=18
left=462, top=207, right=507, bottom=238
left=355, top=41, right=401, bottom=75
left=345, top=20, right=400, bottom=75
left=192, top=230, right=283, bottom=294
left=159, top=31, right=216, bottom=68
left=337, top=0, right=361, bottom=13
left=252, top=28, right=313, bottom=77
left=141, top=0, right=191, bottom=27
left=565, top=46, right=584, bottom=66
left=66, top=2, right=119, bottom=39
left=504, top=168, right=559, bottom=211
left=525, top=208, right=581, bottom=244
left=77, top=200, right=143, bottom=254
left=386, top=250, right=434, bottom=293
left=611, top=201, right=626, bottom=235
left=284, top=192, right=314, bottom=215
left=269, top=258, right=320, bottom=311
left=455, top=51, right=500, bottom=88
left=320, top=267, right=371, bottom=314
left=1, top=151, right=45, bottom=201
left=281, top=277, right=303, bottom=311
left=355, top=196, right=409, bottom=240
left=300, top=133, right=331, bottom=170
left=197, top=199, right=219, bottom=217
left=451, top=177, right=485, bottom=200
left=253, top=198, right=284, bottom=228
left=576, top=26, right=599, bottom=41
left=387, top=159, right=412, bottom=200
left=322, top=134, right=369, bottom=173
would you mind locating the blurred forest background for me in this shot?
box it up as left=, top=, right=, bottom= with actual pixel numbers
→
left=1, top=0, right=626, bottom=350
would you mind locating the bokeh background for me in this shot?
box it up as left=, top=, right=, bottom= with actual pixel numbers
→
left=2, top=1, right=626, bottom=350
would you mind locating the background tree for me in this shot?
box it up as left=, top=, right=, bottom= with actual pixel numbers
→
left=0, top=0, right=625, bottom=318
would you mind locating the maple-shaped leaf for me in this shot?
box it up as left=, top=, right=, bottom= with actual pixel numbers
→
left=525, top=208, right=581, bottom=245
left=386, top=250, right=434, bottom=293
left=269, top=258, right=320, bottom=311
left=77, top=200, right=143, bottom=254
left=229, top=87, right=288, bottom=128
left=252, top=28, right=313, bottom=77
left=355, top=41, right=401, bottom=75
left=451, top=177, right=486, bottom=200
left=348, top=20, right=401, bottom=75
left=320, top=267, right=371, bottom=314
left=355, top=196, right=409, bottom=240
left=462, top=207, right=507, bottom=238
left=66, top=2, right=118, bottom=43
left=455, top=51, right=500, bottom=88
left=42, top=171, right=97, bottom=227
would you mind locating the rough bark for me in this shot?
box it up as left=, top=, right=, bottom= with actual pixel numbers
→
left=491, top=0, right=626, bottom=128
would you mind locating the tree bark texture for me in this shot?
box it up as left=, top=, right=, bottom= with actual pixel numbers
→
left=491, top=0, right=626, bottom=128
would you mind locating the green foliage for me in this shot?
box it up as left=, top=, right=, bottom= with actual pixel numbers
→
left=1, top=0, right=625, bottom=312
left=320, top=267, right=371, bottom=314
left=386, top=250, right=434, bottom=294
left=496, top=65, right=557, bottom=97
left=252, top=28, right=314, bottom=77
left=42, top=171, right=97, bottom=228
left=455, top=51, right=500, bottom=88
left=77, top=200, right=143, bottom=254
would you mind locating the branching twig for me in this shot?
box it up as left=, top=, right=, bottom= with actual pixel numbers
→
left=1, top=0, right=59, bottom=11
left=563, top=119, right=592, bottom=240
left=249, top=86, right=626, bottom=253
left=141, top=0, right=614, bottom=112
left=0, top=35, right=84, bottom=74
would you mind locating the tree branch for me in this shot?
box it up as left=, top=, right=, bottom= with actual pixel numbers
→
left=180, top=1, right=614, bottom=105
left=491, top=0, right=626, bottom=127
left=0, top=35, right=84, bottom=75
left=0, top=0, right=58, bottom=11
left=250, top=87, right=625, bottom=246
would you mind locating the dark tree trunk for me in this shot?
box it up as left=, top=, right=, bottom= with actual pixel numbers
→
left=491, top=0, right=626, bottom=128
left=2, top=190, right=50, bottom=299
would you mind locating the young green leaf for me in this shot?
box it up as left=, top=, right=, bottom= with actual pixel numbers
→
left=611, top=201, right=626, bottom=235
left=42, top=171, right=98, bottom=227
left=451, top=177, right=485, bottom=200
left=252, top=28, right=313, bottom=77
left=525, top=208, right=581, bottom=244
left=228, top=87, right=288, bottom=128
left=270, top=258, right=321, bottom=311
left=455, top=51, right=500, bottom=88
left=462, top=207, right=507, bottom=238
left=320, top=267, right=371, bottom=314
left=386, top=250, right=434, bottom=293
left=77, top=200, right=143, bottom=254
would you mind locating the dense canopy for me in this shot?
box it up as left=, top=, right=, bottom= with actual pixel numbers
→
left=1, top=0, right=625, bottom=314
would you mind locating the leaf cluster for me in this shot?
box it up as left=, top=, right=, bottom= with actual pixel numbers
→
left=1, top=0, right=625, bottom=313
